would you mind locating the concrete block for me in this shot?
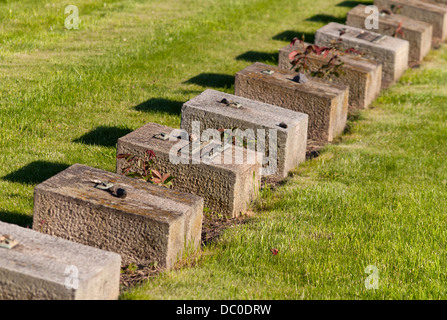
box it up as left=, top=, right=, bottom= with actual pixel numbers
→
left=315, top=22, right=409, bottom=86
left=33, top=164, right=203, bottom=270
left=116, top=122, right=263, bottom=218
left=0, top=220, right=121, bottom=300
left=234, top=62, right=348, bottom=145
left=374, top=0, right=447, bottom=40
left=180, top=89, right=308, bottom=179
left=347, top=4, right=433, bottom=62
left=279, top=41, right=382, bottom=109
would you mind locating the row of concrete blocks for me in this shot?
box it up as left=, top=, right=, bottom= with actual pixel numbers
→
left=2, top=0, right=446, bottom=300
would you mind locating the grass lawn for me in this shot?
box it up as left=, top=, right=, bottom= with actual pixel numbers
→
left=1, top=0, right=447, bottom=299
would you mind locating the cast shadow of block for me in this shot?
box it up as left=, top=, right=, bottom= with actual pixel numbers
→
left=235, top=51, right=278, bottom=64
left=0, top=210, right=33, bottom=228
left=184, top=73, right=234, bottom=89
left=2, top=161, right=70, bottom=185
left=134, top=98, right=183, bottom=115
left=306, top=14, right=347, bottom=24
left=73, top=126, right=133, bottom=147
left=336, top=0, right=373, bottom=7
left=272, top=31, right=315, bottom=44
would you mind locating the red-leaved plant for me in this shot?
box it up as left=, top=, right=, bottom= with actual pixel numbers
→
left=288, top=35, right=363, bottom=79
left=117, top=149, right=174, bottom=188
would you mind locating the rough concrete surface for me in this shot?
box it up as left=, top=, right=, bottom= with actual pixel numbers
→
left=347, top=4, right=433, bottom=62
left=180, top=89, right=308, bottom=178
left=116, top=122, right=262, bottom=218
left=234, top=62, right=348, bottom=144
left=0, top=220, right=121, bottom=300
left=315, top=22, right=409, bottom=86
left=33, top=164, right=204, bottom=270
left=374, top=0, right=447, bottom=40
left=279, top=41, right=382, bottom=108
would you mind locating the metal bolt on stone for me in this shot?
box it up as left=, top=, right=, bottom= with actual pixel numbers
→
left=91, top=180, right=127, bottom=199
left=0, top=234, right=18, bottom=249
left=261, top=69, right=275, bottom=75
left=292, top=73, right=307, bottom=84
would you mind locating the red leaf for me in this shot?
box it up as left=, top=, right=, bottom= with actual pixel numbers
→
left=270, top=248, right=279, bottom=256
left=151, top=178, right=162, bottom=184
left=161, top=173, right=171, bottom=182
left=151, top=169, right=162, bottom=180
left=146, top=149, right=155, bottom=158
left=315, top=46, right=331, bottom=56
left=288, top=50, right=300, bottom=61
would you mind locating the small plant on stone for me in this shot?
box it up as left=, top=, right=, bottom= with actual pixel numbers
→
left=117, top=149, right=174, bottom=188
left=288, top=34, right=362, bottom=79
left=390, top=4, right=403, bottom=14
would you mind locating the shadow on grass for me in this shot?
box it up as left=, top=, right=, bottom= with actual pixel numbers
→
left=235, top=51, right=278, bottom=64
left=73, top=126, right=133, bottom=147
left=0, top=210, right=33, bottom=228
left=272, top=31, right=315, bottom=44
left=183, top=73, right=234, bottom=89
left=2, top=161, right=70, bottom=185
left=343, top=110, right=364, bottom=135
left=336, top=0, right=372, bottom=7
left=133, top=98, right=183, bottom=115
left=306, top=14, right=346, bottom=24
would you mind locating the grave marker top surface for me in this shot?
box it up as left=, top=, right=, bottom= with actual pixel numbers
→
left=0, top=220, right=121, bottom=300
left=35, top=164, right=201, bottom=222
left=118, top=122, right=262, bottom=170
left=236, top=62, right=349, bottom=100
left=336, top=26, right=406, bottom=48
left=374, top=0, right=447, bottom=39
left=182, top=89, right=309, bottom=130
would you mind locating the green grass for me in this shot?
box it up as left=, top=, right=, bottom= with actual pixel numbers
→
left=1, top=0, right=447, bottom=299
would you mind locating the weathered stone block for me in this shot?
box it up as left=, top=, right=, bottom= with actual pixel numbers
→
left=33, top=164, right=203, bottom=270
left=278, top=41, right=382, bottom=109
left=347, top=4, right=433, bottom=62
left=315, top=22, right=409, bottom=86
left=234, top=62, right=348, bottom=144
left=0, top=220, right=121, bottom=300
left=374, top=0, right=447, bottom=40
left=180, top=89, right=308, bottom=179
left=116, top=122, right=263, bottom=218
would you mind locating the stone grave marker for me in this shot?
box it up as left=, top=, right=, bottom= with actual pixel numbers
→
left=234, top=62, right=348, bottom=145
left=33, top=164, right=204, bottom=270
left=374, top=0, right=447, bottom=40
left=0, top=220, right=121, bottom=300
left=315, top=22, right=409, bottom=86
left=278, top=41, right=382, bottom=108
left=180, top=89, right=308, bottom=179
left=116, top=122, right=263, bottom=218
left=347, top=4, right=433, bottom=62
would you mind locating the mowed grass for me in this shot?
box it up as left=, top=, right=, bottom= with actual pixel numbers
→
left=1, top=0, right=447, bottom=299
